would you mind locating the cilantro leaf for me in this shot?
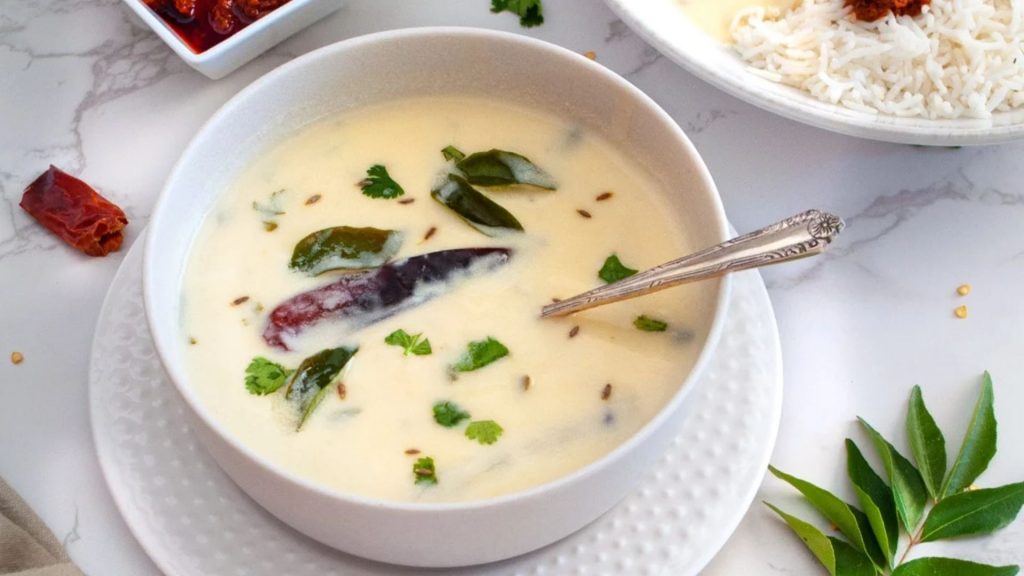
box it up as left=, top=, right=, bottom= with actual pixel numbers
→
left=466, top=420, right=504, bottom=445
left=360, top=164, right=405, bottom=199
left=634, top=315, right=668, bottom=332
left=451, top=337, right=509, bottom=372
left=442, top=145, right=466, bottom=162
left=244, top=357, right=290, bottom=395
left=385, top=329, right=432, bottom=356
left=598, top=254, right=638, bottom=284
left=490, top=0, right=544, bottom=27
left=433, top=401, right=471, bottom=427
left=413, top=456, right=438, bottom=485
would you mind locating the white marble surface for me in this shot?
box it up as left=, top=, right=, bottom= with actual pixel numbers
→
left=1, top=1, right=1022, bottom=574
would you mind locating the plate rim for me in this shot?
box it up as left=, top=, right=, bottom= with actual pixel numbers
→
left=604, top=0, right=1024, bottom=146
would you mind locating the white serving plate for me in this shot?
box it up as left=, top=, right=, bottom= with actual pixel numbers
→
left=120, top=0, right=344, bottom=79
left=604, top=0, right=1024, bottom=146
left=90, top=236, right=783, bottom=576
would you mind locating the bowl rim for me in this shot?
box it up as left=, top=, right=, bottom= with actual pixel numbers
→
left=143, top=26, right=733, bottom=513
left=120, top=0, right=320, bottom=64
left=603, top=0, right=1024, bottom=146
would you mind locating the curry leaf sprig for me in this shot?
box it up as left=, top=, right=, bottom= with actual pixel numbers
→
left=767, top=373, right=1023, bottom=576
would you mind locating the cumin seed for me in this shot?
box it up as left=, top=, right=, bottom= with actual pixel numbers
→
left=569, top=325, right=580, bottom=338
left=577, top=209, right=592, bottom=219
left=263, top=221, right=278, bottom=232
left=522, top=375, right=532, bottom=391
left=551, top=297, right=562, bottom=303
left=596, top=191, right=614, bottom=201
left=601, top=383, right=612, bottom=400
left=336, top=382, right=347, bottom=400
left=414, top=468, right=434, bottom=476
left=423, top=226, right=437, bottom=241
left=231, top=296, right=250, bottom=306
left=405, top=448, right=421, bottom=455
left=356, top=179, right=372, bottom=188
left=398, top=198, right=416, bottom=205
left=305, top=194, right=321, bottom=205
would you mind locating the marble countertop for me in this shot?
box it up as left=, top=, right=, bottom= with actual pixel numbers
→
left=2, top=1, right=1023, bottom=574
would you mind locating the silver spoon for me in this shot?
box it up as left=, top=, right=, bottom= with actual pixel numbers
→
left=541, top=209, right=845, bottom=318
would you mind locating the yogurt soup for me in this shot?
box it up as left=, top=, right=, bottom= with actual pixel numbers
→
left=182, top=97, right=715, bottom=503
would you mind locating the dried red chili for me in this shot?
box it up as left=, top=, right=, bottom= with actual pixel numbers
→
left=20, top=166, right=128, bottom=257
left=846, top=0, right=930, bottom=21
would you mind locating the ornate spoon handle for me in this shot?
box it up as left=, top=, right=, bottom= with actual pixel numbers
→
left=541, top=209, right=844, bottom=318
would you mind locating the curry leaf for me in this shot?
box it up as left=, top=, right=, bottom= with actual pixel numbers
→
left=831, top=538, right=878, bottom=576
left=764, top=503, right=875, bottom=576
left=846, top=439, right=899, bottom=566
left=765, top=503, right=836, bottom=575
left=455, top=149, right=557, bottom=189
left=286, top=347, right=358, bottom=430
left=893, top=557, right=1020, bottom=576
left=921, top=482, right=1024, bottom=542
left=289, top=226, right=403, bottom=275
left=442, top=145, right=466, bottom=162
left=431, top=174, right=523, bottom=236
left=768, top=466, right=885, bottom=567
left=941, top=373, right=997, bottom=499
left=907, top=385, right=947, bottom=501
left=859, top=418, right=929, bottom=533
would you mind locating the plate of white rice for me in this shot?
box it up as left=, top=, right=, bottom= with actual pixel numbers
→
left=605, top=0, right=1024, bottom=145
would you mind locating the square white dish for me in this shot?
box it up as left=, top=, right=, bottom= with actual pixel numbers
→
left=120, top=0, right=344, bottom=79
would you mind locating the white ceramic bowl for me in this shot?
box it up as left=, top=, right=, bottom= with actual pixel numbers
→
left=605, top=0, right=1024, bottom=146
left=121, top=0, right=344, bottom=79
left=144, top=27, right=731, bottom=567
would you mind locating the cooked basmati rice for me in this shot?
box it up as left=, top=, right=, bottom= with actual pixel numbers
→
left=731, top=0, right=1024, bottom=119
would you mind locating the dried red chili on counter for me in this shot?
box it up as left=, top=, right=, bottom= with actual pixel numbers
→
left=20, top=166, right=128, bottom=257
left=846, top=0, right=930, bottom=21
left=142, top=0, right=291, bottom=53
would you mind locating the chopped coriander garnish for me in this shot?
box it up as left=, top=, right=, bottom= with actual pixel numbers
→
left=359, top=164, right=405, bottom=199
left=413, top=456, right=438, bottom=485
left=442, top=145, right=466, bottom=162
left=451, top=337, right=509, bottom=372
left=465, top=420, right=504, bottom=445
left=384, top=329, right=432, bottom=356
left=253, top=189, right=286, bottom=229
left=433, top=401, right=471, bottom=427
left=634, top=315, right=668, bottom=332
left=490, top=0, right=544, bottom=27
left=244, top=357, right=291, bottom=395
left=598, top=254, right=638, bottom=284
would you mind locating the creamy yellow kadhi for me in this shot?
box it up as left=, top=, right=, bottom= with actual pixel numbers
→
left=182, top=97, right=711, bottom=502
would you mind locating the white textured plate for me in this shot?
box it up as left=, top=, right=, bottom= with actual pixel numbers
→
left=89, top=236, right=782, bottom=576
left=604, top=0, right=1024, bottom=146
